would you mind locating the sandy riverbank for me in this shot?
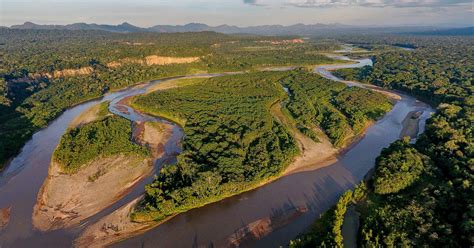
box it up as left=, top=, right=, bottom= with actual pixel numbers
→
left=270, top=103, right=339, bottom=176
left=73, top=197, right=157, bottom=248
left=146, top=76, right=210, bottom=94
left=0, top=207, right=11, bottom=231
left=32, top=156, right=154, bottom=231
left=400, top=110, right=422, bottom=139
left=68, top=102, right=106, bottom=128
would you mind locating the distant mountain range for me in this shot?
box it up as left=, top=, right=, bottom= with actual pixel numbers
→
left=10, top=22, right=144, bottom=33
left=408, top=27, right=474, bottom=36
left=8, top=22, right=473, bottom=36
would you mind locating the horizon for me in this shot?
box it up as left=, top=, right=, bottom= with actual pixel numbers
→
left=5, top=20, right=474, bottom=29
left=1, top=0, right=473, bottom=28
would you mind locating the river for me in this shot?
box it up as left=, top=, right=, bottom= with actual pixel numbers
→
left=0, top=47, right=433, bottom=247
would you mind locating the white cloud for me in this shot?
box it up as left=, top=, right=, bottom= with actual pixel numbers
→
left=287, top=0, right=472, bottom=8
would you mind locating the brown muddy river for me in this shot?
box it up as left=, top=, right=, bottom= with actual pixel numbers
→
left=0, top=47, right=433, bottom=247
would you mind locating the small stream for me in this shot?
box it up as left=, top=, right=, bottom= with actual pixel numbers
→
left=0, top=46, right=433, bottom=247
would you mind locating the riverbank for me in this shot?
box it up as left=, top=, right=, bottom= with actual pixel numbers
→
left=0, top=207, right=11, bottom=231
left=400, top=110, right=422, bottom=139
left=32, top=156, right=154, bottom=231
left=270, top=102, right=338, bottom=175
left=68, top=102, right=110, bottom=128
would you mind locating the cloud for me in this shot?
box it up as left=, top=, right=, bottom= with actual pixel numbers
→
left=287, top=0, right=472, bottom=8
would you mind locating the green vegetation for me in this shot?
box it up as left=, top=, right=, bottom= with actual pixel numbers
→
left=204, top=40, right=339, bottom=72
left=301, top=36, right=473, bottom=247
left=357, top=140, right=436, bottom=247
left=130, top=72, right=299, bottom=221
left=0, top=29, right=341, bottom=168
left=292, top=139, right=431, bottom=247
left=281, top=70, right=392, bottom=146
left=96, top=101, right=111, bottom=118
left=54, top=116, right=149, bottom=173
left=373, top=138, right=429, bottom=194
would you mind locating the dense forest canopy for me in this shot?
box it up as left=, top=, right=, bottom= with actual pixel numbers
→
left=281, top=70, right=391, bottom=146
left=54, top=115, right=149, bottom=174
left=131, top=71, right=299, bottom=221
left=296, top=35, right=473, bottom=247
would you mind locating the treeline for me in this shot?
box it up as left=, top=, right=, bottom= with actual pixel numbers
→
left=54, top=115, right=149, bottom=173
left=0, top=29, right=341, bottom=167
left=281, top=70, right=392, bottom=146
left=299, top=36, right=473, bottom=246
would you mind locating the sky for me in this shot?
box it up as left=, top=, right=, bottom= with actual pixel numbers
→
left=1, top=0, right=473, bottom=27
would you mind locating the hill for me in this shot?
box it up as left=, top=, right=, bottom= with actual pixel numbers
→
left=9, top=22, right=443, bottom=36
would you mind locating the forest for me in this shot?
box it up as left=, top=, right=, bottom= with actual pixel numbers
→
left=281, top=69, right=391, bottom=146
left=296, top=36, right=473, bottom=247
left=130, top=72, right=299, bottom=221
left=54, top=115, right=149, bottom=173
left=0, top=29, right=340, bottom=168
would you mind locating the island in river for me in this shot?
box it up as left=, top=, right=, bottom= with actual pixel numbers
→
left=32, top=107, right=173, bottom=231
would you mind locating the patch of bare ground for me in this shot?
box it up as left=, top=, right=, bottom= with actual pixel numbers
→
left=53, top=67, right=93, bottom=78
left=335, top=79, right=401, bottom=102
left=74, top=197, right=157, bottom=248
left=400, top=110, right=422, bottom=139
left=146, top=77, right=210, bottom=94
left=364, top=85, right=402, bottom=101
left=257, top=39, right=305, bottom=45
left=133, top=121, right=174, bottom=157
left=0, top=207, right=11, bottom=230
left=107, top=56, right=200, bottom=68
left=69, top=103, right=105, bottom=128
left=32, top=155, right=153, bottom=231
left=270, top=103, right=338, bottom=176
